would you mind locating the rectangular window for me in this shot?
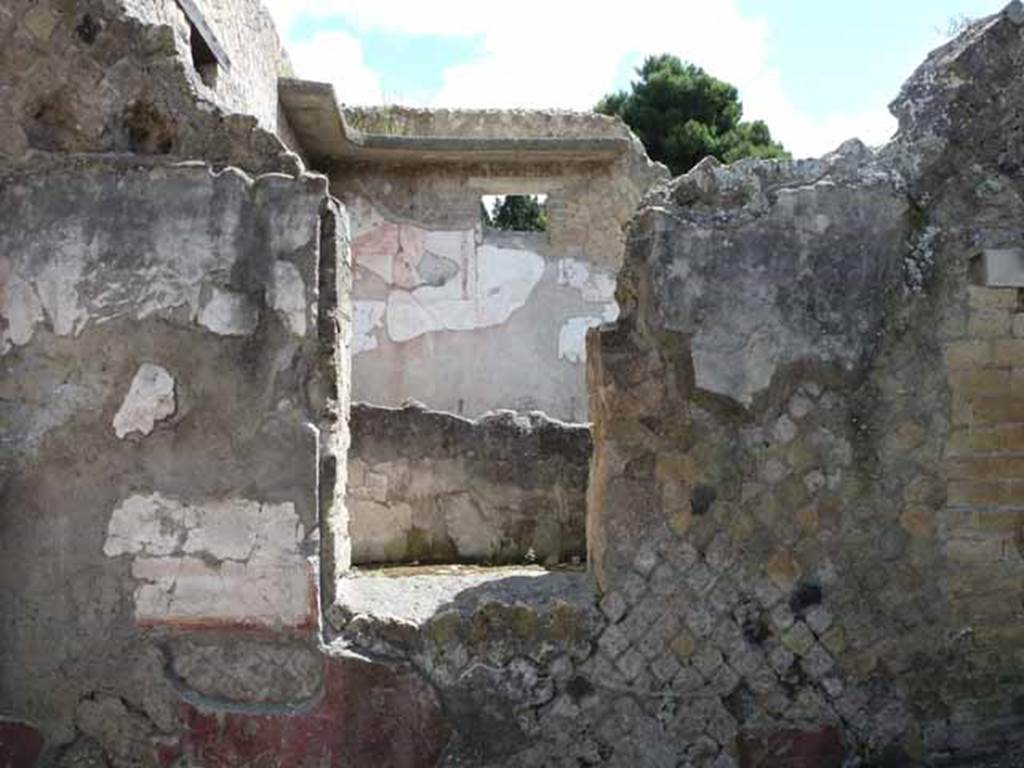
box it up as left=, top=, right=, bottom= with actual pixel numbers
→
left=481, top=194, right=548, bottom=232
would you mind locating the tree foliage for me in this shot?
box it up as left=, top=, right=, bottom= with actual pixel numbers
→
left=596, top=54, right=789, bottom=175
left=485, top=195, right=547, bottom=232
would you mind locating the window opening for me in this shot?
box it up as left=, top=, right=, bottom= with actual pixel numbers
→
left=173, top=0, right=231, bottom=89
left=481, top=194, right=548, bottom=232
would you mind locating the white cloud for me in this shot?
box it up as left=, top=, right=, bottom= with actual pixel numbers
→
left=285, top=29, right=383, bottom=105
left=264, top=0, right=899, bottom=158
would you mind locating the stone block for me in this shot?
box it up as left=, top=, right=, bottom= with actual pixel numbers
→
left=617, top=647, right=647, bottom=682
left=800, top=644, right=835, bottom=679
left=1013, top=314, right=1024, bottom=337
left=992, top=339, right=1024, bottom=366
left=650, top=653, right=682, bottom=684
left=781, top=623, right=816, bottom=656
left=948, top=480, right=1024, bottom=507
left=598, top=624, right=631, bottom=659
left=943, top=340, right=991, bottom=369
left=973, top=248, right=1024, bottom=288
left=968, top=309, right=1013, bottom=337
left=967, top=285, right=1019, bottom=310
left=970, top=395, right=1024, bottom=424
left=671, top=629, right=698, bottom=660
left=692, top=646, right=724, bottom=678
left=600, top=591, right=628, bottom=623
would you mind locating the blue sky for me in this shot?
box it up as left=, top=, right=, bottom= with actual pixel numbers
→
left=266, top=0, right=1002, bottom=157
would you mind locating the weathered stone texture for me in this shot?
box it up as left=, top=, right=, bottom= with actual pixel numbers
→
left=576, top=4, right=1024, bottom=764
left=348, top=403, right=590, bottom=565
left=0, top=0, right=298, bottom=173
left=8, top=1, right=1024, bottom=766
left=120, top=0, right=296, bottom=138
left=0, top=158, right=348, bottom=761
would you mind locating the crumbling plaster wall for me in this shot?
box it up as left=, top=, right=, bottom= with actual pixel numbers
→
left=323, top=5, right=1024, bottom=767
left=0, top=156, right=357, bottom=762
left=334, top=124, right=667, bottom=421
left=579, top=5, right=1024, bottom=764
left=348, top=403, right=590, bottom=565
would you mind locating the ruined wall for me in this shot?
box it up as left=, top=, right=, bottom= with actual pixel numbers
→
left=119, top=0, right=296, bottom=140
left=319, top=6, right=1024, bottom=767
left=578, top=6, right=1024, bottom=764
left=0, top=0, right=298, bottom=173
left=335, top=121, right=667, bottom=421
left=0, top=157, right=357, bottom=762
left=348, top=403, right=589, bottom=565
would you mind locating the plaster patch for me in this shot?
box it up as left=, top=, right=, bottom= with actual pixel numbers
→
left=444, top=493, right=501, bottom=560
left=0, top=269, right=45, bottom=352
left=268, top=260, right=307, bottom=336
left=349, top=498, right=413, bottom=564
left=104, top=493, right=310, bottom=626
left=197, top=287, right=259, bottom=336
left=557, top=305, right=618, bottom=364
left=353, top=300, right=386, bottom=354
left=112, top=363, right=176, bottom=439
left=386, top=244, right=544, bottom=343
left=35, top=256, right=88, bottom=336
left=352, top=221, right=425, bottom=288
left=557, top=258, right=617, bottom=303
left=692, top=324, right=778, bottom=407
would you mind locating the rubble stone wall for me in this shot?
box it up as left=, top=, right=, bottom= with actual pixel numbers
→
left=348, top=403, right=590, bottom=565
left=0, top=157, right=355, bottom=762
left=579, top=6, right=1024, bottom=765
left=1, top=0, right=298, bottom=173
left=329, top=7, right=1024, bottom=767
left=6, top=0, right=1024, bottom=766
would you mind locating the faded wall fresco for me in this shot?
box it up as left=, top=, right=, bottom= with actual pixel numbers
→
left=348, top=196, right=621, bottom=422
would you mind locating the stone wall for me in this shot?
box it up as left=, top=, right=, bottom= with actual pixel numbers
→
left=119, top=0, right=296, bottom=140
left=1, top=0, right=298, bottom=173
left=7, top=0, right=1024, bottom=765
left=579, top=6, right=1024, bottom=764
left=0, top=156, right=355, bottom=761
left=348, top=403, right=590, bottom=565
left=338, top=147, right=666, bottom=421
left=323, top=6, right=1024, bottom=767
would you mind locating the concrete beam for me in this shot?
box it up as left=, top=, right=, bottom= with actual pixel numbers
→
left=278, top=79, right=629, bottom=166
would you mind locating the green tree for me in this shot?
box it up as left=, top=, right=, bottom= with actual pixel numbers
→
left=596, top=54, right=789, bottom=175
left=488, top=195, right=547, bottom=232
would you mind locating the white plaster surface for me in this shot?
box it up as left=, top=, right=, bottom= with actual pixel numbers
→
left=557, top=304, right=619, bottom=364
left=268, top=260, right=307, bottom=336
left=104, top=493, right=311, bottom=625
left=557, top=258, right=617, bottom=303
left=979, top=247, right=1024, bottom=287
left=197, top=287, right=260, bottom=336
left=112, top=364, right=176, bottom=439
left=443, top=493, right=501, bottom=560
left=349, top=498, right=413, bottom=564
left=353, top=300, right=386, bottom=355
left=0, top=169, right=329, bottom=355
left=692, top=326, right=779, bottom=408
left=0, top=266, right=45, bottom=353
left=386, top=244, right=544, bottom=342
